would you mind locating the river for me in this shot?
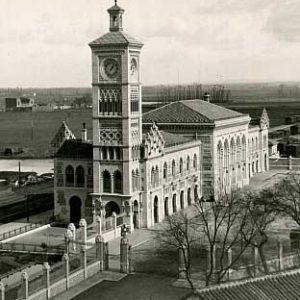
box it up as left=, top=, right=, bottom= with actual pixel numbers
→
left=0, top=159, right=53, bottom=175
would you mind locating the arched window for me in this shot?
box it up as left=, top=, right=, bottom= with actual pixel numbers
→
left=102, top=147, right=107, bottom=160
left=131, top=170, right=135, bottom=191
left=155, top=166, right=159, bottom=186
left=217, top=141, right=223, bottom=177
left=236, top=137, right=241, bottom=163
left=75, top=166, right=85, bottom=187
left=251, top=138, right=254, bottom=153
left=66, top=166, right=74, bottom=187
left=103, top=170, right=111, bottom=193
left=242, top=135, right=247, bottom=162
left=193, top=154, right=197, bottom=170
left=179, top=158, right=183, bottom=173
left=114, top=170, right=122, bottom=194
left=172, top=160, right=176, bottom=176
left=151, top=167, right=155, bottom=187
left=109, top=148, right=114, bottom=160
left=186, top=156, right=190, bottom=172
left=163, top=162, right=168, bottom=179
left=116, top=148, right=121, bottom=160
left=230, top=138, right=235, bottom=166
left=255, top=137, right=258, bottom=151
left=135, top=169, right=139, bottom=190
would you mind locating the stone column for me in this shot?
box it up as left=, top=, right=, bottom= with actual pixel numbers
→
left=81, top=248, right=87, bottom=279
left=96, top=216, right=102, bottom=236
left=79, top=219, right=87, bottom=250
left=227, top=248, right=233, bottom=280
left=68, top=223, right=76, bottom=253
left=95, top=235, right=104, bottom=272
left=120, top=238, right=130, bottom=273
left=63, top=254, right=70, bottom=290
left=43, top=262, right=50, bottom=300
left=178, top=246, right=188, bottom=279
left=278, top=240, right=283, bottom=271
left=289, top=155, right=293, bottom=171
left=21, top=271, right=29, bottom=300
left=64, top=229, right=73, bottom=254
left=0, top=282, right=5, bottom=300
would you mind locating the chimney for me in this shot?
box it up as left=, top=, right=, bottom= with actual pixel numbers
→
left=81, top=123, right=87, bottom=142
left=203, top=92, right=210, bottom=103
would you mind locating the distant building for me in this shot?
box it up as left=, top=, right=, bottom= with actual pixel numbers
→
left=52, top=2, right=269, bottom=230
left=5, top=97, right=35, bottom=112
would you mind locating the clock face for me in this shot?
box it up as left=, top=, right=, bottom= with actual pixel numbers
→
left=102, top=58, right=119, bottom=79
left=130, top=58, right=138, bottom=78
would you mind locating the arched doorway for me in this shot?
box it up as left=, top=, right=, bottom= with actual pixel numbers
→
left=264, top=153, right=268, bottom=171
left=69, top=196, right=82, bottom=225
left=164, top=197, right=169, bottom=217
left=154, top=196, right=158, bottom=223
left=187, top=188, right=191, bottom=206
left=180, top=191, right=184, bottom=210
left=252, top=162, right=255, bottom=175
left=172, top=194, right=177, bottom=213
left=105, top=201, right=120, bottom=218
left=194, top=186, right=198, bottom=202
left=133, top=200, right=139, bottom=228
left=256, top=161, right=259, bottom=173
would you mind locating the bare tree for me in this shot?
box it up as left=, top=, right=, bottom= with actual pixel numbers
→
left=264, top=173, right=300, bottom=226
left=158, top=188, right=275, bottom=289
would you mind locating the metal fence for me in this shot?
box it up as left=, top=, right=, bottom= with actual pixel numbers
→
left=0, top=223, right=42, bottom=241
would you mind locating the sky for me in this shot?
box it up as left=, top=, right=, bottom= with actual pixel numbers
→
left=1, top=0, right=300, bottom=87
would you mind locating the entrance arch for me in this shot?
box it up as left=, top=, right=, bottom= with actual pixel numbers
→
left=105, top=201, right=120, bottom=218
left=154, top=196, right=159, bottom=223
left=180, top=191, right=184, bottom=210
left=172, top=194, right=177, bottom=213
left=187, top=188, right=191, bottom=206
left=164, top=197, right=169, bottom=217
left=69, top=196, right=82, bottom=225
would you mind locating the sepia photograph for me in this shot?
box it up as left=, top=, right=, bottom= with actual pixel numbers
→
left=1, top=0, right=300, bottom=299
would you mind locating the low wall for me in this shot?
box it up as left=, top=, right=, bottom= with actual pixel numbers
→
left=270, top=157, right=300, bottom=171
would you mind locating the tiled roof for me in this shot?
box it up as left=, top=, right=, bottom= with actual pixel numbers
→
left=55, top=140, right=93, bottom=160
left=107, top=3, right=124, bottom=12
left=142, top=100, right=244, bottom=124
left=160, top=131, right=194, bottom=148
left=197, top=269, right=300, bottom=300
left=89, top=31, right=143, bottom=46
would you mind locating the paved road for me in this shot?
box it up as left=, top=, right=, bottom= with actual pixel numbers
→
left=73, top=273, right=189, bottom=300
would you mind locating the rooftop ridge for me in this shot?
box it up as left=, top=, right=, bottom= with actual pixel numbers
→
left=198, top=268, right=300, bottom=295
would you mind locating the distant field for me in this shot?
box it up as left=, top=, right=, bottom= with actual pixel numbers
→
left=0, top=102, right=299, bottom=157
left=0, top=109, right=92, bottom=157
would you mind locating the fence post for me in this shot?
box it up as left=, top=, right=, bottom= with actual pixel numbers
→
left=227, top=248, right=233, bottom=280
left=96, top=216, right=101, bottom=236
left=289, top=155, right=293, bottom=170
left=21, top=271, right=29, bottom=300
left=104, top=242, right=109, bottom=270
left=68, top=223, right=76, bottom=253
left=64, top=229, right=72, bottom=255
left=278, top=240, right=283, bottom=271
left=113, top=213, right=117, bottom=239
left=0, top=282, right=5, bottom=300
left=95, top=235, right=104, bottom=272
left=79, top=219, right=87, bottom=249
left=253, top=246, right=259, bottom=277
left=178, top=245, right=188, bottom=279
left=120, top=238, right=130, bottom=273
left=63, top=254, right=70, bottom=290
left=43, top=262, right=51, bottom=299
left=81, top=248, right=88, bottom=279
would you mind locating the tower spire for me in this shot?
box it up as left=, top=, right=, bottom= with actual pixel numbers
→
left=108, top=0, right=125, bottom=32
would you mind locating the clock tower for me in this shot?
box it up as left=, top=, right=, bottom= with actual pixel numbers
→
left=89, top=1, right=143, bottom=229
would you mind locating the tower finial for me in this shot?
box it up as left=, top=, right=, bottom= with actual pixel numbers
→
left=115, top=0, right=117, bottom=5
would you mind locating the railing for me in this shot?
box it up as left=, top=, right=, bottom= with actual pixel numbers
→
left=0, top=223, right=43, bottom=241
left=0, top=242, right=65, bottom=255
